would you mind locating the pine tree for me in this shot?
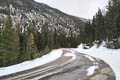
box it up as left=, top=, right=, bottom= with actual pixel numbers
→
left=0, top=20, right=4, bottom=67
left=114, top=0, right=120, bottom=47
left=41, top=23, right=48, bottom=50
left=91, top=16, right=96, bottom=42
left=53, top=28, right=59, bottom=48
left=14, top=23, right=20, bottom=63
left=19, top=32, right=28, bottom=61
left=96, top=9, right=105, bottom=41
left=34, top=30, right=41, bottom=51
left=0, top=15, right=19, bottom=66
left=47, top=30, right=54, bottom=50
left=83, top=21, right=91, bottom=44
left=105, top=0, right=119, bottom=41
left=25, top=24, right=37, bottom=60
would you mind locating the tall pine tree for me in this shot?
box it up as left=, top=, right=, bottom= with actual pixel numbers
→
left=0, top=15, right=19, bottom=66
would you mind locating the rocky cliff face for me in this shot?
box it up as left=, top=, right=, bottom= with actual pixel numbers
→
left=0, top=0, right=85, bottom=35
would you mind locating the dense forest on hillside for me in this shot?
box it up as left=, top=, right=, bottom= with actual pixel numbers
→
left=0, top=14, right=81, bottom=67
left=0, top=0, right=120, bottom=67
left=83, top=0, right=120, bottom=48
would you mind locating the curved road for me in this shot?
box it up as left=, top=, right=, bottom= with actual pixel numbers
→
left=0, top=49, right=116, bottom=80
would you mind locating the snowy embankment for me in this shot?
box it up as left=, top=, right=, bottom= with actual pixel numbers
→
left=84, top=55, right=99, bottom=76
left=87, top=66, right=99, bottom=76
left=75, top=42, right=120, bottom=80
left=0, top=49, right=63, bottom=77
left=64, top=50, right=76, bottom=61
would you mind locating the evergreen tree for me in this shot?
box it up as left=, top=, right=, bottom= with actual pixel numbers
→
left=34, top=30, right=41, bottom=51
left=83, top=21, right=92, bottom=44
left=19, top=32, right=28, bottom=61
left=114, top=0, right=120, bottom=43
left=105, top=0, right=119, bottom=41
left=47, top=30, right=54, bottom=50
left=26, top=24, right=37, bottom=60
left=0, top=15, right=19, bottom=66
left=14, top=23, right=21, bottom=63
left=0, top=20, right=4, bottom=66
left=96, top=9, right=106, bottom=41
left=53, top=28, right=60, bottom=48
left=91, top=16, right=96, bottom=42
left=41, top=23, right=48, bottom=50
left=41, top=22, right=54, bottom=50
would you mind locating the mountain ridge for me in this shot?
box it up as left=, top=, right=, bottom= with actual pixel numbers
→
left=0, top=0, right=85, bottom=35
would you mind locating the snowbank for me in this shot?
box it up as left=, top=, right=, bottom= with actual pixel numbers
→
left=64, top=52, right=76, bottom=61
left=0, top=49, right=63, bottom=77
left=84, top=55, right=95, bottom=62
left=75, top=42, right=120, bottom=80
left=87, top=66, right=99, bottom=76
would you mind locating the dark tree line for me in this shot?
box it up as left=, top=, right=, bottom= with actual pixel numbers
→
left=0, top=15, right=80, bottom=67
left=83, top=0, right=120, bottom=48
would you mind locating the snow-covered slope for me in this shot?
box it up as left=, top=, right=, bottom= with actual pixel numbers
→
left=75, top=42, right=120, bottom=80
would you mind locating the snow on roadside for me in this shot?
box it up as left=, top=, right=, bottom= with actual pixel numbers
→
left=84, top=55, right=95, bottom=62
left=62, top=48, right=76, bottom=61
left=75, top=42, right=120, bottom=80
left=84, top=54, right=99, bottom=76
left=87, top=66, right=99, bottom=76
left=0, top=49, right=63, bottom=77
left=64, top=52, right=76, bottom=61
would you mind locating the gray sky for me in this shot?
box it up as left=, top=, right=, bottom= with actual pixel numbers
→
left=35, top=0, right=109, bottom=19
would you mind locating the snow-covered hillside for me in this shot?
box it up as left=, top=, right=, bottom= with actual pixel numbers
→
left=0, top=0, right=85, bottom=35
left=75, top=42, right=120, bottom=80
